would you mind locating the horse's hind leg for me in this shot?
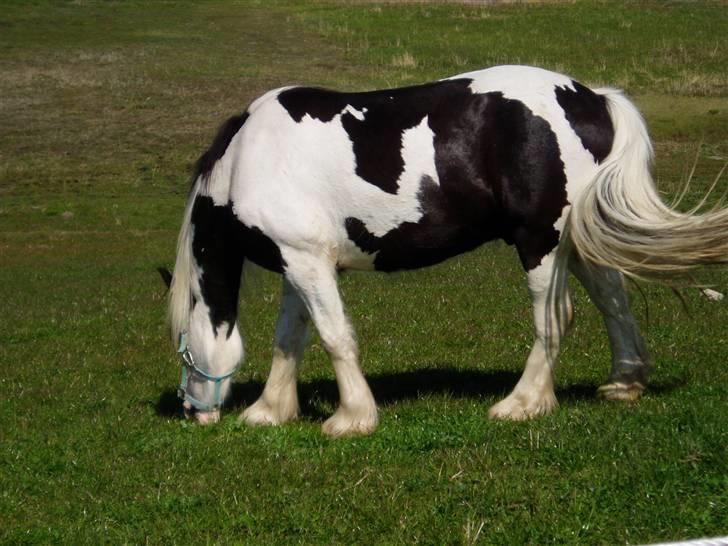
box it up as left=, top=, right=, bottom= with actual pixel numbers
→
left=241, top=278, right=309, bottom=425
left=489, top=250, right=572, bottom=420
left=282, top=248, right=378, bottom=437
left=569, top=257, right=651, bottom=401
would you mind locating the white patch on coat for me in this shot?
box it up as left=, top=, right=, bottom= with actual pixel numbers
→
left=353, top=115, right=439, bottom=237
left=247, top=86, right=296, bottom=113
left=227, top=94, right=439, bottom=270
left=344, top=104, right=367, bottom=121
left=198, top=132, right=241, bottom=206
left=197, top=86, right=296, bottom=207
left=455, top=65, right=575, bottom=100
left=337, top=116, right=440, bottom=268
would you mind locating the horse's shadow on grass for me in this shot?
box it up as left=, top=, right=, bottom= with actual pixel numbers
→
left=156, top=365, right=687, bottom=420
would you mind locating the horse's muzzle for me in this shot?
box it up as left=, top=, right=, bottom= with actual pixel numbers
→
left=182, top=400, right=220, bottom=425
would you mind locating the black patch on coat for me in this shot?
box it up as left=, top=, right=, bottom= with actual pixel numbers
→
left=339, top=103, right=416, bottom=194
left=554, top=81, right=614, bottom=163
left=342, top=88, right=569, bottom=272
left=191, top=195, right=285, bottom=336
left=240, top=224, right=286, bottom=274
left=193, top=112, right=249, bottom=187
left=345, top=175, right=493, bottom=271
left=278, top=80, right=476, bottom=194
left=478, top=93, right=569, bottom=271
left=277, top=87, right=348, bottom=123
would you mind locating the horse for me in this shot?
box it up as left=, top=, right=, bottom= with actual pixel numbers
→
left=167, top=65, right=728, bottom=436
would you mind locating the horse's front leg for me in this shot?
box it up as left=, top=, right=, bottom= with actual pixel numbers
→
left=241, top=278, right=309, bottom=426
left=488, top=250, right=572, bottom=420
left=282, top=248, right=378, bottom=437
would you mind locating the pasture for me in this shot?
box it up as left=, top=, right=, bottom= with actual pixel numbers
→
left=1, top=1, right=727, bottom=543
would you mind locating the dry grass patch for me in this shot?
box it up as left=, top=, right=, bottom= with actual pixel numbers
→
left=391, top=51, right=418, bottom=68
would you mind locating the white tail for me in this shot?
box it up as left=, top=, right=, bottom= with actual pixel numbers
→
left=168, top=181, right=201, bottom=344
left=568, top=88, right=728, bottom=282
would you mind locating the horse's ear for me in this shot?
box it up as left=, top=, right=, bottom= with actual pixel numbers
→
left=157, top=266, right=173, bottom=289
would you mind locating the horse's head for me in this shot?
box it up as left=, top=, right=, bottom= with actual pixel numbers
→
left=176, top=331, right=240, bottom=424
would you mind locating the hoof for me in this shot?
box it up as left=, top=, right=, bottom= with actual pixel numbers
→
left=239, top=397, right=298, bottom=426
left=597, top=382, right=645, bottom=402
left=322, top=405, right=378, bottom=437
left=487, top=392, right=557, bottom=421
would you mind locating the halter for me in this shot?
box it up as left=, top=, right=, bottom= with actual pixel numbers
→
left=177, top=331, right=239, bottom=413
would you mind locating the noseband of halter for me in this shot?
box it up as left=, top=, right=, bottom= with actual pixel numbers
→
left=177, top=331, right=239, bottom=413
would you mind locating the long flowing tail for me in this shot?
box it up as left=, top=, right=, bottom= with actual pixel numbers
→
left=568, top=88, right=728, bottom=282
left=168, top=180, right=200, bottom=344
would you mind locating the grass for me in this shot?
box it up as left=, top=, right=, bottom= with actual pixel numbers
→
left=1, top=1, right=727, bottom=544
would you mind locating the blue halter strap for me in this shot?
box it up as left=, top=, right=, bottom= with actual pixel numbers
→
left=177, top=331, right=240, bottom=412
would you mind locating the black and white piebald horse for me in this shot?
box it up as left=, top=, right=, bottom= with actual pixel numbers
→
left=168, top=65, right=728, bottom=435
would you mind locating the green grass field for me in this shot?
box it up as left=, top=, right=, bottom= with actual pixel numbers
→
left=1, top=1, right=727, bottom=544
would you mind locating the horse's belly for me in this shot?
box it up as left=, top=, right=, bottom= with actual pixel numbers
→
left=338, top=214, right=493, bottom=272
